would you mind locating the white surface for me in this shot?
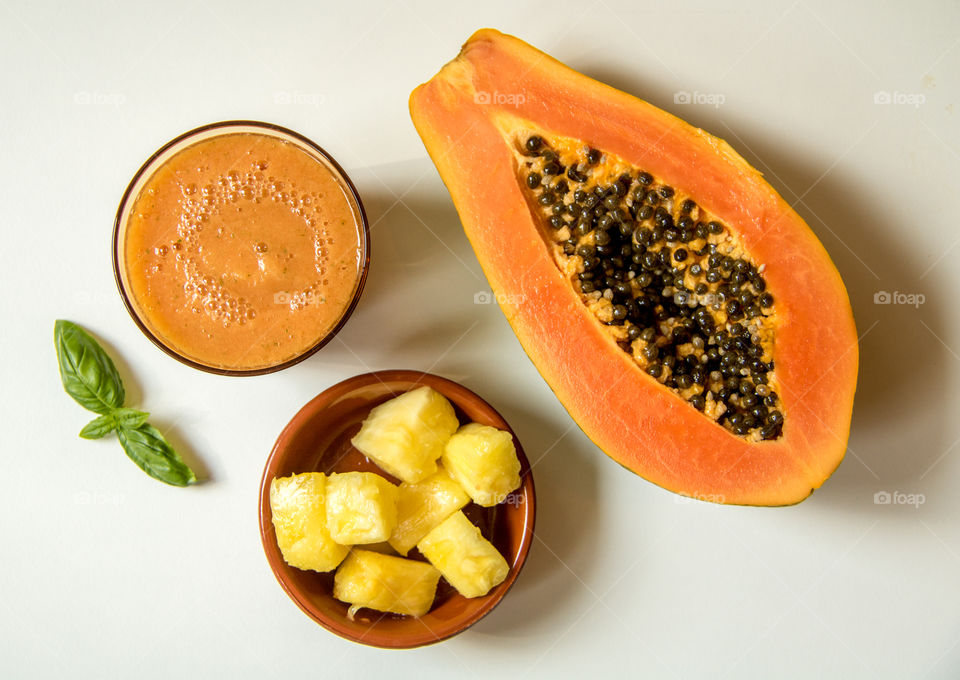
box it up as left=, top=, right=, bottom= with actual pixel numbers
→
left=2, top=1, right=959, bottom=678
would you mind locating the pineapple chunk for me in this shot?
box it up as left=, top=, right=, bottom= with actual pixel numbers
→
left=326, top=471, right=399, bottom=545
left=333, top=549, right=441, bottom=617
left=388, top=466, right=471, bottom=556
left=441, top=423, right=521, bottom=506
left=417, top=511, right=509, bottom=598
left=351, top=386, right=459, bottom=483
left=269, top=473, right=349, bottom=572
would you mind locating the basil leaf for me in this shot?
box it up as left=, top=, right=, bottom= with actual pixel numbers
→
left=55, top=320, right=125, bottom=415
left=113, top=407, right=150, bottom=429
left=79, top=414, right=117, bottom=439
left=117, top=424, right=197, bottom=487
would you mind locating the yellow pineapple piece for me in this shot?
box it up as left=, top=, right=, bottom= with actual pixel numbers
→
left=441, top=423, right=521, bottom=506
left=333, top=549, right=441, bottom=617
left=418, top=511, right=509, bottom=598
left=388, top=466, right=471, bottom=556
left=325, top=471, right=399, bottom=545
left=350, top=386, right=459, bottom=483
left=269, top=473, right=349, bottom=572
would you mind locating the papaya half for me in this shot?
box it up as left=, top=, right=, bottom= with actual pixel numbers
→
left=409, top=29, right=858, bottom=506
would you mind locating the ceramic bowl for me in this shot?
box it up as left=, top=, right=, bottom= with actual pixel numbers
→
left=258, top=370, right=536, bottom=648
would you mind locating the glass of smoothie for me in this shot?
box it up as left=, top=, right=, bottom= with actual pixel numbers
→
left=113, top=121, right=370, bottom=375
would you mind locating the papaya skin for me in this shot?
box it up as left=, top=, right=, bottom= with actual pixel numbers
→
left=410, top=29, right=858, bottom=506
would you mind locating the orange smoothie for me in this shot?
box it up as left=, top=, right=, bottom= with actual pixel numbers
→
left=119, top=129, right=366, bottom=371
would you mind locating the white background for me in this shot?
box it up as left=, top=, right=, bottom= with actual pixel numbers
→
left=2, top=1, right=959, bottom=678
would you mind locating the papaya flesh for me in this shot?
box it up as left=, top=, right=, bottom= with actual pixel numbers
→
left=409, top=29, right=858, bottom=506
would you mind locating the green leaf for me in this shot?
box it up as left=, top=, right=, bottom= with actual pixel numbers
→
left=79, top=409, right=149, bottom=439
left=79, top=414, right=117, bottom=439
left=55, top=320, right=125, bottom=415
left=113, top=407, right=150, bottom=429
left=117, top=423, right=197, bottom=487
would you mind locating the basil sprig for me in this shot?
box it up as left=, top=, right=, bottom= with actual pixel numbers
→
left=55, top=320, right=197, bottom=487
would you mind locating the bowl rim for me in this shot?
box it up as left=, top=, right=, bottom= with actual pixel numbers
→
left=111, top=119, right=371, bottom=376
left=258, top=369, right=537, bottom=648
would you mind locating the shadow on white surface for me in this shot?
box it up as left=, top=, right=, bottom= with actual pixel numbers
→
left=305, top=163, right=488, bottom=372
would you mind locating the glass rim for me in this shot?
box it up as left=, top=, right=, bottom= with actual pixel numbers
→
left=112, top=120, right=371, bottom=377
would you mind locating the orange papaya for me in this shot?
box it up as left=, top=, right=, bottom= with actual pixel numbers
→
left=410, top=29, right=858, bottom=506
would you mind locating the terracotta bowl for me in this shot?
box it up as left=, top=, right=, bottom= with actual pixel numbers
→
left=258, top=370, right=536, bottom=648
